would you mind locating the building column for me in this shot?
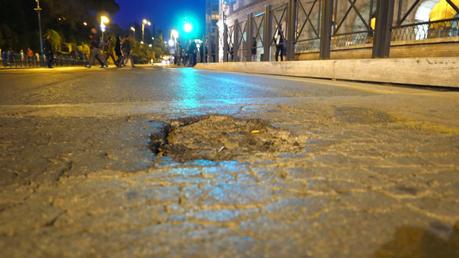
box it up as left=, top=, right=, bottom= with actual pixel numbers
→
left=263, top=5, right=273, bottom=61
left=287, top=0, right=297, bottom=60
left=246, top=13, right=254, bottom=61
left=234, top=19, right=240, bottom=61
left=319, top=0, right=333, bottom=59
left=223, top=24, right=229, bottom=62
left=372, top=0, right=395, bottom=58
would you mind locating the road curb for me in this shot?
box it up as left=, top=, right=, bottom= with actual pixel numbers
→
left=195, top=57, right=459, bottom=88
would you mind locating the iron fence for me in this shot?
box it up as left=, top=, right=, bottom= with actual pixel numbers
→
left=269, top=3, right=289, bottom=60
left=220, top=0, right=459, bottom=60
left=1, top=53, right=87, bottom=69
left=332, top=30, right=374, bottom=48
left=295, top=0, right=321, bottom=52
left=331, top=0, right=376, bottom=49
left=392, top=17, right=459, bottom=41
left=252, top=12, right=266, bottom=61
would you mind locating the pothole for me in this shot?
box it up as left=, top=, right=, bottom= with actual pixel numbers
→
left=149, top=115, right=304, bottom=162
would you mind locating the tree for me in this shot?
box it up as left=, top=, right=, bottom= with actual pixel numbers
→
left=0, top=0, right=119, bottom=51
left=45, top=29, right=61, bottom=52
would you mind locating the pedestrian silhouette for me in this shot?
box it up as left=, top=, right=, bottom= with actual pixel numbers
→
left=275, top=27, right=286, bottom=61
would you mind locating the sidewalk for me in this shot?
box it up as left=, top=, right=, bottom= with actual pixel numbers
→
left=196, top=57, right=459, bottom=88
left=0, top=64, right=157, bottom=73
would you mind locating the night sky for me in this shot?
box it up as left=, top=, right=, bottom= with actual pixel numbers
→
left=114, top=0, right=206, bottom=36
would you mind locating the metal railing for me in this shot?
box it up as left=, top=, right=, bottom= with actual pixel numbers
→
left=1, top=53, right=87, bottom=68
left=332, top=30, right=373, bottom=48
left=392, top=17, right=459, bottom=42
left=295, top=0, right=321, bottom=52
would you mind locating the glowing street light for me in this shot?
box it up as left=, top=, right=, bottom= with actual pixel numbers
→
left=142, top=19, right=151, bottom=26
left=100, top=16, right=110, bottom=32
left=170, top=29, right=179, bottom=51
left=100, top=16, right=110, bottom=27
left=100, top=15, right=110, bottom=42
left=171, top=29, right=179, bottom=39
left=34, top=0, right=44, bottom=57
left=130, top=26, right=136, bottom=38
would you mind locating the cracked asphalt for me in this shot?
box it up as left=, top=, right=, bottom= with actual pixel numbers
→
left=0, top=66, right=458, bottom=258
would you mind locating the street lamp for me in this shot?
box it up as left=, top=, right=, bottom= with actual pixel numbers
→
left=171, top=29, right=179, bottom=40
left=168, top=39, right=175, bottom=47
left=130, top=26, right=136, bottom=39
left=100, top=15, right=110, bottom=42
left=142, top=19, right=151, bottom=43
left=170, top=29, right=179, bottom=59
left=34, top=0, right=44, bottom=58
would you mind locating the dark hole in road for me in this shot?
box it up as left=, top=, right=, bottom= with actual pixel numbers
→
left=149, top=115, right=303, bottom=162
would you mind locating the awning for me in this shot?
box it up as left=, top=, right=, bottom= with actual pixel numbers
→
left=430, top=0, right=458, bottom=21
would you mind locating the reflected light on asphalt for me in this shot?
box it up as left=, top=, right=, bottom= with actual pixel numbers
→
left=177, top=68, right=199, bottom=109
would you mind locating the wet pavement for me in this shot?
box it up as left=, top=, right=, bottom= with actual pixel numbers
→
left=0, top=66, right=458, bottom=258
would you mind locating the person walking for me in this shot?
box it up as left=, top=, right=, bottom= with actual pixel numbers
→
left=104, top=36, right=118, bottom=67
left=121, top=35, right=135, bottom=68
left=199, top=43, right=204, bottom=63
left=114, top=36, right=123, bottom=67
left=188, top=40, right=197, bottom=66
left=44, top=34, right=54, bottom=68
left=86, top=28, right=106, bottom=68
left=275, top=28, right=286, bottom=62
left=1, top=48, right=6, bottom=67
left=251, top=37, right=257, bottom=61
left=229, top=46, right=234, bottom=61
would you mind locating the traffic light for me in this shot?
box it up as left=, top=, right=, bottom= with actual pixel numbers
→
left=184, top=22, right=193, bottom=33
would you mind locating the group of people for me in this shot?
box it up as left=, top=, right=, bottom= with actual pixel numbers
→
left=85, top=28, right=135, bottom=69
left=1, top=47, right=41, bottom=67
left=174, top=40, right=199, bottom=67
left=20, top=28, right=137, bottom=69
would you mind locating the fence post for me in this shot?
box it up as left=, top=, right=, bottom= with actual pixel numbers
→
left=234, top=19, right=240, bottom=61
left=372, top=0, right=395, bottom=58
left=263, top=5, right=273, bottom=61
left=223, top=24, right=229, bottom=62
left=246, top=13, right=254, bottom=61
left=215, top=26, right=220, bottom=63
left=320, top=0, right=333, bottom=59
left=287, top=0, right=297, bottom=60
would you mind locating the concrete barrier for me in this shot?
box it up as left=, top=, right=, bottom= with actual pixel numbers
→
left=195, top=57, right=459, bottom=88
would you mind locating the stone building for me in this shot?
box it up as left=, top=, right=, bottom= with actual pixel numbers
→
left=216, top=0, right=458, bottom=61
left=205, top=0, right=221, bottom=62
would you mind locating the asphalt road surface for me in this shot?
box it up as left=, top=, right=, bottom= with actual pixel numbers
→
left=0, top=66, right=458, bottom=258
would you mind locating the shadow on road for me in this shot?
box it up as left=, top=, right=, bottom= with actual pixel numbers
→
left=375, top=221, right=459, bottom=258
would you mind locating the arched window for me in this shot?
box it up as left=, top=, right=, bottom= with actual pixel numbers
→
left=416, top=0, right=440, bottom=22
left=415, top=0, right=440, bottom=39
